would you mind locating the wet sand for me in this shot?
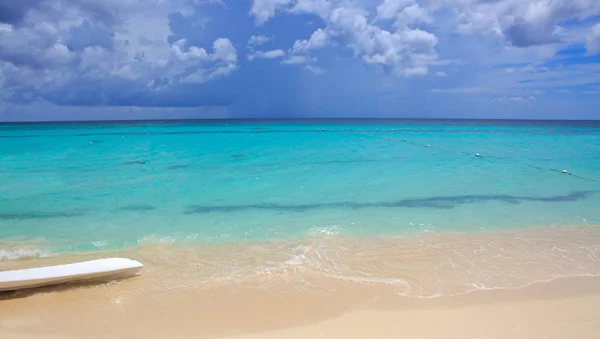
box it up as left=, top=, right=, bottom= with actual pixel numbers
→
left=1, top=226, right=600, bottom=338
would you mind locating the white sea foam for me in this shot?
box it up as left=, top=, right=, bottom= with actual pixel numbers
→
left=308, top=225, right=343, bottom=236
left=137, top=235, right=176, bottom=245
left=91, top=241, right=108, bottom=249
left=0, top=248, right=54, bottom=261
left=284, top=245, right=311, bottom=266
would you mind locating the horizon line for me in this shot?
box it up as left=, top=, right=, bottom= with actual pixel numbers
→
left=2, top=117, right=600, bottom=124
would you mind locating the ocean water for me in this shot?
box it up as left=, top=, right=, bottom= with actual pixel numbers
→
left=1, top=120, right=599, bottom=256
left=1, top=120, right=600, bottom=299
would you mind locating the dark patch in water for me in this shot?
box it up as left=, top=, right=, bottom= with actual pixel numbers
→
left=185, top=191, right=596, bottom=214
left=168, top=165, right=191, bottom=170
left=0, top=211, right=85, bottom=220
left=231, top=154, right=245, bottom=159
left=123, top=160, right=147, bottom=165
left=118, top=205, right=156, bottom=211
left=20, top=168, right=98, bottom=174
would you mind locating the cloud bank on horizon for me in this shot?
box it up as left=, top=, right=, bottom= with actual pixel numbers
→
left=0, top=0, right=599, bottom=121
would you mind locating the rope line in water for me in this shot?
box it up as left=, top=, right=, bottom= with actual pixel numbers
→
left=401, top=139, right=600, bottom=184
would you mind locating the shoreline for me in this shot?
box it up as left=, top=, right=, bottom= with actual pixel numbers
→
left=2, top=225, right=600, bottom=296
left=1, top=225, right=600, bottom=338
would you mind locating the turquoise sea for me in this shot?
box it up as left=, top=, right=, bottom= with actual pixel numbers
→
left=1, top=120, right=600, bottom=259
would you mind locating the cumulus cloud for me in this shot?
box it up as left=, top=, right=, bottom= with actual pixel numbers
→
left=249, top=0, right=293, bottom=25
left=376, top=0, right=432, bottom=28
left=436, top=71, right=446, bottom=77
left=0, top=0, right=239, bottom=106
left=586, top=24, right=600, bottom=56
left=252, top=0, right=600, bottom=49
left=285, top=5, right=439, bottom=77
left=248, top=49, right=286, bottom=60
left=290, top=28, right=328, bottom=54
left=442, top=0, right=600, bottom=47
left=248, top=0, right=600, bottom=83
left=173, top=38, right=239, bottom=84
left=250, top=0, right=333, bottom=25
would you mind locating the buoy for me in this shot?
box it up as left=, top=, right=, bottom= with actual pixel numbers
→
left=562, top=170, right=567, bottom=174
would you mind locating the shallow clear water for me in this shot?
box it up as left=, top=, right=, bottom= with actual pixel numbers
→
left=1, top=120, right=599, bottom=256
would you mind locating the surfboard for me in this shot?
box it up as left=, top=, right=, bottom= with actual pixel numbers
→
left=0, top=258, right=143, bottom=292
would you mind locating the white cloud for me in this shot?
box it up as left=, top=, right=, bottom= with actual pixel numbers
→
left=248, top=34, right=273, bottom=46
left=248, top=49, right=286, bottom=60
left=304, top=65, right=327, bottom=74
left=175, top=38, right=239, bottom=84
left=377, top=0, right=414, bottom=20
left=395, top=4, right=433, bottom=27
left=249, top=0, right=600, bottom=85
left=440, top=0, right=600, bottom=47
left=44, top=43, right=73, bottom=65
left=249, top=0, right=293, bottom=25
left=0, top=0, right=239, bottom=105
left=288, top=6, right=439, bottom=77
left=586, top=24, right=600, bottom=56
left=377, top=1, right=432, bottom=28
left=290, top=0, right=333, bottom=18
left=251, top=0, right=600, bottom=49
left=281, top=55, right=309, bottom=64
left=436, top=71, right=447, bottom=77
left=291, top=28, right=328, bottom=54
left=250, top=0, right=333, bottom=25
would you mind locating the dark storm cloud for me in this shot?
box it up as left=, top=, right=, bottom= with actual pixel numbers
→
left=0, top=0, right=45, bottom=24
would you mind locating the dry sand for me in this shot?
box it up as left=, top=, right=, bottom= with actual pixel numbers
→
left=227, top=276, right=600, bottom=339
left=1, top=275, right=599, bottom=338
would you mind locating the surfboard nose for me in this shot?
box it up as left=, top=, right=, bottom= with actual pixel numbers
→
left=0, top=258, right=144, bottom=292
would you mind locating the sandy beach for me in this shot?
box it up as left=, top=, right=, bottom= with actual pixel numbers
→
left=1, top=227, right=600, bottom=338
left=2, top=275, right=600, bottom=338
left=229, top=276, right=600, bottom=339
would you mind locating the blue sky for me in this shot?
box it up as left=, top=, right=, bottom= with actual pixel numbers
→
left=0, top=0, right=599, bottom=121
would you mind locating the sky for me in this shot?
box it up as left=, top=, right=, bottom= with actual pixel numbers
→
left=0, top=0, right=599, bottom=121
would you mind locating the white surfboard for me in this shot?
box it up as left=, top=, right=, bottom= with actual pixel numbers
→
left=0, top=258, right=143, bottom=292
